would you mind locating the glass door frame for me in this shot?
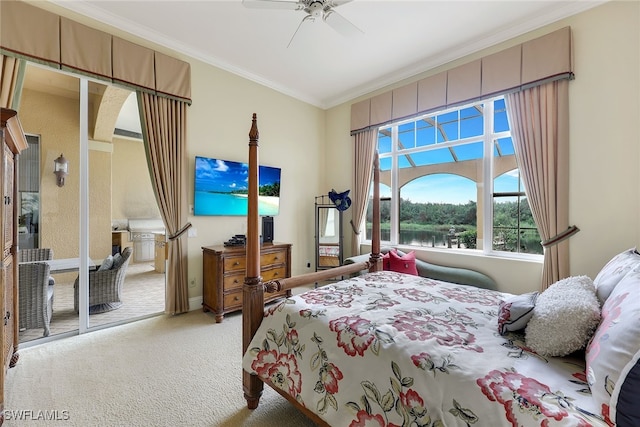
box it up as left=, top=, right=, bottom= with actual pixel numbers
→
left=77, top=78, right=90, bottom=333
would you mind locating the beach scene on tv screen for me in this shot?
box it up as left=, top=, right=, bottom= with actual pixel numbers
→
left=194, top=156, right=281, bottom=216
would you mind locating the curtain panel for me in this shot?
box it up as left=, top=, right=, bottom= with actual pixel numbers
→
left=0, top=0, right=191, bottom=104
left=505, top=80, right=574, bottom=290
left=350, top=129, right=378, bottom=255
left=0, top=54, right=25, bottom=110
left=351, top=26, right=572, bottom=133
left=138, top=92, right=190, bottom=315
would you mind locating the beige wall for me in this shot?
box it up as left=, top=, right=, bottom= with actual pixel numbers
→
left=326, top=1, right=640, bottom=293
left=18, top=88, right=113, bottom=274
left=111, top=136, right=159, bottom=221
left=186, top=61, right=326, bottom=292
left=19, top=1, right=640, bottom=300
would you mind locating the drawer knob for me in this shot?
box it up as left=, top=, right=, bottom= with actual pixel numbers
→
left=233, top=279, right=239, bottom=283
left=233, top=261, right=240, bottom=266
left=273, top=272, right=279, bottom=277
left=234, top=296, right=240, bottom=301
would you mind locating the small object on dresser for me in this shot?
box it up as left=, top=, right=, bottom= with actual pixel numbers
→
left=224, top=234, right=246, bottom=247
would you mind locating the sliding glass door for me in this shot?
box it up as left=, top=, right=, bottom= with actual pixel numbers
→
left=17, top=64, right=165, bottom=346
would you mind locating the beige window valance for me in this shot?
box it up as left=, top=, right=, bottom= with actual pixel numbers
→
left=0, top=0, right=191, bottom=104
left=351, top=26, right=572, bottom=133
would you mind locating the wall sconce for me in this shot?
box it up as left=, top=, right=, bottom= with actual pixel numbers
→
left=53, top=153, right=68, bottom=187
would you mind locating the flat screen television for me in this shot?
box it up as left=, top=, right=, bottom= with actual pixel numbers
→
left=194, top=156, right=281, bottom=216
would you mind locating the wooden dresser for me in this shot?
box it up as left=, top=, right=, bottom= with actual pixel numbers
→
left=202, top=243, right=291, bottom=322
left=1, top=109, right=28, bottom=423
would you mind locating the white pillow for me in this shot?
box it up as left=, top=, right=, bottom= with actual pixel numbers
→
left=593, top=247, right=640, bottom=305
left=525, top=276, right=601, bottom=357
left=497, top=291, right=538, bottom=335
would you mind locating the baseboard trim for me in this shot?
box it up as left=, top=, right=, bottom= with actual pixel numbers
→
left=189, top=296, right=202, bottom=312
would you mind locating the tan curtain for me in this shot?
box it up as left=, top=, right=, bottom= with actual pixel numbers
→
left=350, top=129, right=378, bottom=255
left=318, top=207, right=329, bottom=238
left=138, top=91, right=190, bottom=315
left=505, top=80, right=576, bottom=290
left=0, top=54, right=24, bottom=109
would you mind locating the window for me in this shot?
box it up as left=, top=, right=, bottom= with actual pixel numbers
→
left=18, top=134, right=41, bottom=249
left=366, top=97, right=541, bottom=255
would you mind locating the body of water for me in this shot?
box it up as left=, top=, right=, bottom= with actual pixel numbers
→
left=194, top=191, right=279, bottom=216
left=374, top=228, right=457, bottom=248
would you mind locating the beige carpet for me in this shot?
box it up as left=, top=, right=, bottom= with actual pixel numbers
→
left=5, top=310, right=317, bottom=427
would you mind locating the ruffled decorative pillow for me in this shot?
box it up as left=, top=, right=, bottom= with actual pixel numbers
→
left=586, top=269, right=640, bottom=426
left=388, top=249, right=418, bottom=276
left=497, top=291, right=538, bottom=335
left=525, top=275, right=600, bottom=357
left=593, top=247, right=640, bottom=305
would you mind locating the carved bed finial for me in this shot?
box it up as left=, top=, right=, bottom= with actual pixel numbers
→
left=249, top=113, right=259, bottom=144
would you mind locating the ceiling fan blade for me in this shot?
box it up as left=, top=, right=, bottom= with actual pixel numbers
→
left=324, top=9, right=363, bottom=37
left=327, top=0, right=354, bottom=7
left=242, top=0, right=303, bottom=11
left=287, top=15, right=314, bottom=48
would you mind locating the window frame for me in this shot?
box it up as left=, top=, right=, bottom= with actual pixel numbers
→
left=366, top=96, right=542, bottom=260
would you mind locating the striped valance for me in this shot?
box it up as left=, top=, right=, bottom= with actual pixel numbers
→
left=351, top=26, right=572, bottom=133
left=0, top=0, right=191, bottom=104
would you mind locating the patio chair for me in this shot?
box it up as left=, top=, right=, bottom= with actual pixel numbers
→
left=74, top=247, right=133, bottom=314
left=19, top=247, right=55, bottom=286
left=18, top=248, right=53, bottom=263
left=18, top=262, right=54, bottom=337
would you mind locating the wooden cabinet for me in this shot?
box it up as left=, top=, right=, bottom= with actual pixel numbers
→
left=202, top=243, right=291, bottom=323
left=1, top=108, right=28, bottom=422
left=154, top=234, right=166, bottom=273
left=111, top=230, right=132, bottom=254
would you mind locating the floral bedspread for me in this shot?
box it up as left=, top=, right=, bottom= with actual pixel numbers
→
left=242, top=271, right=608, bottom=427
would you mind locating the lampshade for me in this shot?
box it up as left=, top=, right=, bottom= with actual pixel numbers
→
left=54, top=153, right=68, bottom=187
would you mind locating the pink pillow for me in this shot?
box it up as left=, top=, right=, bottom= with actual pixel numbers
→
left=382, top=249, right=397, bottom=271
left=388, top=250, right=418, bottom=276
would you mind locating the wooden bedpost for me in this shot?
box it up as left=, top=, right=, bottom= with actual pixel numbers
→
left=243, top=113, right=264, bottom=409
left=369, top=152, right=382, bottom=271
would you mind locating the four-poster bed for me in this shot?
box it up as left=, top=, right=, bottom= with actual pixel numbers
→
left=240, top=114, right=627, bottom=427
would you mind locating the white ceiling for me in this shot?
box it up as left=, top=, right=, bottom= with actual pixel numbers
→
left=51, top=0, right=605, bottom=109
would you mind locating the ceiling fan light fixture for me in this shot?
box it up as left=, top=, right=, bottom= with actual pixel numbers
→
left=243, top=0, right=361, bottom=46
left=307, top=1, right=324, bottom=18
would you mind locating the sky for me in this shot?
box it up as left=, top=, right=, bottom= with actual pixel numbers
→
left=194, top=156, right=281, bottom=193
left=377, top=98, right=521, bottom=205
left=393, top=171, right=520, bottom=205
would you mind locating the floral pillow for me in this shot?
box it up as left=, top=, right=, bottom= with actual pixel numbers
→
left=497, top=291, right=538, bottom=335
left=525, top=275, right=600, bottom=357
left=593, top=247, right=640, bottom=305
left=388, top=249, right=418, bottom=276
left=586, top=269, right=640, bottom=426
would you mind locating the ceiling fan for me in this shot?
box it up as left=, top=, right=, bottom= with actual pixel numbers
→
left=242, top=0, right=363, bottom=47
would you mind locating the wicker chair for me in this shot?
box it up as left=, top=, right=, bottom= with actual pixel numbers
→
left=19, top=247, right=55, bottom=286
left=74, top=247, right=133, bottom=314
left=18, top=262, right=54, bottom=337
left=18, top=248, right=53, bottom=263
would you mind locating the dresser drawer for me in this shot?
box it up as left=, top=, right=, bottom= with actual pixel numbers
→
left=223, top=255, right=246, bottom=272
left=223, top=289, right=289, bottom=313
left=261, top=266, right=286, bottom=282
left=223, top=273, right=245, bottom=291
left=261, top=249, right=286, bottom=266
left=224, top=290, right=243, bottom=310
